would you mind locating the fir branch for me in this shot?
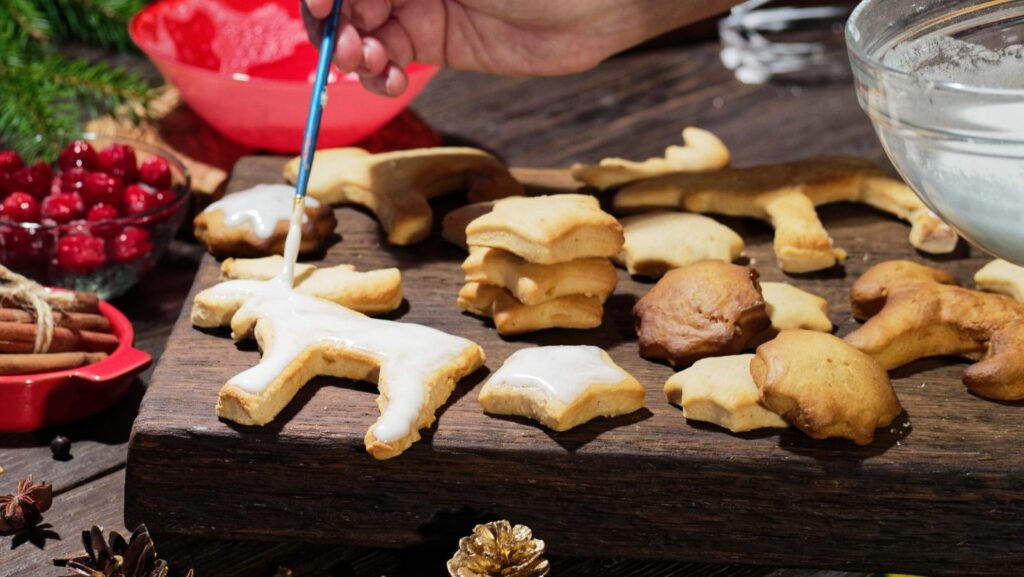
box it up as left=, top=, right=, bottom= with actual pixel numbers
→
left=43, top=55, right=152, bottom=118
left=33, top=0, right=148, bottom=51
left=0, top=72, right=79, bottom=161
left=0, top=0, right=51, bottom=45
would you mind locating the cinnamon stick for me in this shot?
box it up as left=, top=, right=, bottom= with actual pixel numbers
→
left=0, top=307, right=111, bottom=333
left=0, top=322, right=119, bottom=354
left=0, top=352, right=107, bottom=375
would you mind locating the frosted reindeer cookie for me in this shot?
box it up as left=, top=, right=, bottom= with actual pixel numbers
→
left=615, top=212, right=744, bottom=277
left=193, top=184, right=337, bottom=257
left=462, top=247, right=618, bottom=306
left=199, top=279, right=484, bottom=460
left=665, top=354, right=788, bottom=433
left=191, top=256, right=402, bottom=327
left=478, top=346, right=644, bottom=431
left=283, top=147, right=523, bottom=245
left=457, top=283, right=604, bottom=336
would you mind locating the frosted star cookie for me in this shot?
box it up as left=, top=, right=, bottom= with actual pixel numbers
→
left=191, top=256, right=402, bottom=327
left=615, top=212, right=744, bottom=277
left=752, top=330, right=901, bottom=445
left=975, top=259, right=1024, bottom=302
left=283, top=147, right=523, bottom=245
left=463, top=247, right=618, bottom=306
left=665, top=354, right=787, bottom=433
left=457, top=283, right=604, bottom=336
left=193, top=184, right=337, bottom=258
left=217, top=285, right=485, bottom=459
left=478, top=346, right=644, bottom=431
left=465, top=194, right=624, bottom=264
left=612, top=157, right=958, bottom=273
left=571, top=127, right=731, bottom=190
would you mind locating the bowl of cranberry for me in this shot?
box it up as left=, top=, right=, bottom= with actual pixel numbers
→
left=0, top=135, right=191, bottom=299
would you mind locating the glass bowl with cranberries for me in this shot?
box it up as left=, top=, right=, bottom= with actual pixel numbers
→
left=0, top=134, right=191, bottom=299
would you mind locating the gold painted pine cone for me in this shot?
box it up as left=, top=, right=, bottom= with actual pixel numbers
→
left=447, top=520, right=550, bottom=577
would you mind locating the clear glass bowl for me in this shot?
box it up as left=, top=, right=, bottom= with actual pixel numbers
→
left=0, top=134, right=191, bottom=299
left=847, top=0, right=1024, bottom=263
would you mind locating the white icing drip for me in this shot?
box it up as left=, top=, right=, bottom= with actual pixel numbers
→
left=279, top=196, right=306, bottom=284
left=213, top=279, right=474, bottom=443
left=203, top=184, right=320, bottom=240
left=487, top=346, right=624, bottom=404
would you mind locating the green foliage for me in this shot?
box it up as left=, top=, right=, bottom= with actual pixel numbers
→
left=0, top=0, right=153, bottom=161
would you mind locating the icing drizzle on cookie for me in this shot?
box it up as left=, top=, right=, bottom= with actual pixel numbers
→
left=203, top=184, right=321, bottom=240
left=210, top=278, right=476, bottom=443
left=487, top=346, right=625, bottom=404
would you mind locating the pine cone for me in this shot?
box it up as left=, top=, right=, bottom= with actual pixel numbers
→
left=447, top=520, right=550, bottom=577
left=53, top=525, right=195, bottom=577
left=0, top=475, right=53, bottom=532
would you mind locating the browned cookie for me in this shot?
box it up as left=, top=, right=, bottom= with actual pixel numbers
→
left=752, top=329, right=901, bottom=446
left=633, top=260, right=770, bottom=367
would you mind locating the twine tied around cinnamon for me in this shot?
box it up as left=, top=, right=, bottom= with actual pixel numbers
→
left=0, top=266, right=57, bottom=354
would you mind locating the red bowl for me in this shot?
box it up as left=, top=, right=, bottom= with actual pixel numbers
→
left=0, top=300, right=152, bottom=432
left=129, top=0, right=439, bottom=152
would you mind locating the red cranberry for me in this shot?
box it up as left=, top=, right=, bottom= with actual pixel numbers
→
left=111, top=226, right=153, bottom=264
left=56, top=234, right=105, bottom=274
left=59, top=168, right=90, bottom=194
left=139, top=156, right=172, bottom=189
left=12, top=162, right=52, bottom=199
left=96, top=143, right=138, bottom=183
left=0, top=151, right=24, bottom=174
left=86, top=204, right=120, bottom=222
left=42, top=192, right=85, bottom=224
left=58, top=140, right=97, bottom=171
left=123, top=184, right=158, bottom=215
left=82, top=172, right=124, bottom=207
left=0, top=192, right=42, bottom=223
left=0, top=172, right=13, bottom=196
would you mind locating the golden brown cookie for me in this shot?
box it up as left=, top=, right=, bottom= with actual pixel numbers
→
left=457, top=283, right=604, bottom=336
left=442, top=201, right=496, bottom=250
left=612, top=157, right=958, bottom=273
left=975, top=259, right=1024, bottom=302
left=193, top=184, right=337, bottom=258
left=761, top=282, right=832, bottom=333
left=465, top=194, right=624, bottom=264
left=571, top=127, right=731, bottom=190
left=846, top=260, right=1024, bottom=401
left=633, top=260, right=770, bottom=367
left=463, top=247, right=618, bottom=306
left=283, top=147, right=523, bottom=245
left=752, top=329, right=901, bottom=446
left=478, top=346, right=644, bottom=431
left=614, top=212, right=744, bottom=277
left=665, top=354, right=788, bottom=433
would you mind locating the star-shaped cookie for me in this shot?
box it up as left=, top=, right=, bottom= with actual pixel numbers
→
left=478, top=345, right=644, bottom=431
left=665, top=354, right=787, bottom=433
left=457, top=283, right=604, bottom=336
left=615, top=211, right=744, bottom=277
left=463, top=247, right=618, bottom=306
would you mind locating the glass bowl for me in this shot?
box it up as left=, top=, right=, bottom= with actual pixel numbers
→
left=847, top=0, right=1024, bottom=263
left=0, top=134, right=191, bottom=299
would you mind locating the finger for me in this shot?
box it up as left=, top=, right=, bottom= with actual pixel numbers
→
left=368, top=19, right=415, bottom=68
left=304, top=0, right=334, bottom=19
left=301, top=2, right=325, bottom=45
left=359, top=37, right=389, bottom=76
left=348, top=0, right=392, bottom=32
left=333, top=23, right=366, bottom=73
left=363, top=63, right=408, bottom=97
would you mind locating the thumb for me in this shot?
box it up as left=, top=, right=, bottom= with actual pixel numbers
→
left=304, top=0, right=334, bottom=19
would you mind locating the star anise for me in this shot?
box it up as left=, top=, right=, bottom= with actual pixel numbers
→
left=54, top=525, right=195, bottom=577
left=0, top=475, right=53, bottom=532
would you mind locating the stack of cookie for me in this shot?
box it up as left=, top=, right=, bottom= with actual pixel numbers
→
left=456, top=194, right=624, bottom=336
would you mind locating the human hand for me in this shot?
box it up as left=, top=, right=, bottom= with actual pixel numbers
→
left=302, top=0, right=738, bottom=96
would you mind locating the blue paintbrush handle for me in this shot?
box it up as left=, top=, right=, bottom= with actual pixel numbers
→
left=294, top=0, right=344, bottom=200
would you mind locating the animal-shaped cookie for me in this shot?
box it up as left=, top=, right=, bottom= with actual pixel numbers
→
left=612, top=157, right=958, bottom=273
left=615, top=211, right=744, bottom=277
left=458, top=283, right=603, bottom=336
left=752, top=329, right=901, bottom=445
left=571, top=127, right=731, bottom=190
left=194, top=184, right=337, bottom=257
left=478, top=346, right=644, bottom=431
left=283, top=147, right=523, bottom=245
left=199, top=280, right=485, bottom=460
left=846, top=260, right=1024, bottom=401
left=465, top=194, right=624, bottom=264
left=633, top=260, right=770, bottom=367
left=975, top=259, right=1024, bottom=302
left=665, top=354, right=788, bottom=433
left=463, top=247, right=618, bottom=306
left=191, top=256, right=402, bottom=327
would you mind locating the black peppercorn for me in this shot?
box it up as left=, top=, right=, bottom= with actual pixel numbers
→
left=50, top=435, right=71, bottom=460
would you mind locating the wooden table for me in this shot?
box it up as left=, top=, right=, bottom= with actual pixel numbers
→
left=3, top=39, right=895, bottom=576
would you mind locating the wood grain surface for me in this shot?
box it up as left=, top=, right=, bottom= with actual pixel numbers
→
left=128, top=137, right=1023, bottom=577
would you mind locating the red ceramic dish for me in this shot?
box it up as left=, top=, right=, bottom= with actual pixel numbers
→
left=129, top=0, right=439, bottom=152
left=0, top=300, right=151, bottom=432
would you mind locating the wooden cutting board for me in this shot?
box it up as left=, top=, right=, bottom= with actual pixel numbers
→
left=126, top=157, right=1024, bottom=576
